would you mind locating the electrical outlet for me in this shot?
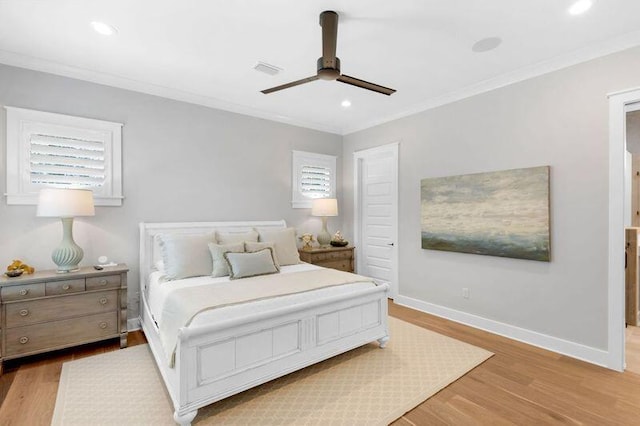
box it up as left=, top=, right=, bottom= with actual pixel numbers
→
left=462, top=288, right=470, bottom=299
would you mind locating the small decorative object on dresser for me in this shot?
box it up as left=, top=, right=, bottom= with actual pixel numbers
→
left=0, top=264, right=128, bottom=373
left=299, top=233, right=315, bottom=250
left=6, top=259, right=35, bottom=275
left=330, top=230, right=349, bottom=247
left=298, top=245, right=355, bottom=272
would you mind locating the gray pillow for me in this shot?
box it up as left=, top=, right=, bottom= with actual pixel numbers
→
left=217, top=230, right=259, bottom=245
left=158, top=233, right=216, bottom=280
left=208, top=242, right=245, bottom=277
left=223, top=248, right=280, bottom=280
left=256, top=227, right=301, bottom=266
left=245, top=241, right=280, bottom=267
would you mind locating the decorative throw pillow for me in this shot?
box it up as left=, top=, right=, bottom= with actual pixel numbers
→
left=223, top=248, right=280, bottom=280
left=216, top=230, right=259, bottom=245
left=158, top=233, right=216, bottom=280
left=208, top=242, right=245, bottom=277
left=256, top=227, right=301, bottom=266
left=244, top=241, right=280, bottom=267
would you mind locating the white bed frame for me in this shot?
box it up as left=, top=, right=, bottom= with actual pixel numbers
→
left=139, top=220, right=389, bottom=425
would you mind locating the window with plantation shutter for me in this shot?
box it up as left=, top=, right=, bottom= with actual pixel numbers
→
left=29, top=134, right=106, bottom=187
left=5, top=107, right=123, bottom=206
left=292, top=151, right=336, bottom=208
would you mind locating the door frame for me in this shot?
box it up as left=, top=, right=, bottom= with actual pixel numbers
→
left=608, top=87, right=640, bottom=371
left=353, top=142, right=399, bottom=298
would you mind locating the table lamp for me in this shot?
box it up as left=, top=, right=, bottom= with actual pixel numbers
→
left=312, top=198, right=338, bottom=247
left=37, top=188, right=95, bottom=273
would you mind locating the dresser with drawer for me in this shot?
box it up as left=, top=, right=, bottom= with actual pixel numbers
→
left=298, top=246, right=355, bottom=272
left=0, top=264, right=127, bottom=372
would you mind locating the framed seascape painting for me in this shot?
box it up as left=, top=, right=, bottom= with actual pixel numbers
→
left=420, top=166, right=550, bottom=261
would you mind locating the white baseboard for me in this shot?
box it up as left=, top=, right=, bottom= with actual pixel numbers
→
left=394, top=295, right=610, bottom=368
left=127, top=317, right=141, bottom=331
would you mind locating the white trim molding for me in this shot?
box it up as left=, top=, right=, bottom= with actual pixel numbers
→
left=3, top=29, right=640, bottom=136
left=395, top=295, right=610, bottom=368
left=127, top=317, right=141, bottom=332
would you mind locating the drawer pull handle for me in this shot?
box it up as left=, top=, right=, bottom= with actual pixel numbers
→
left=19, top=336, right=29, bottom=344
left=99, top=297, right=108, bottom=305
left=99, top=279, right=107, bottom=285
left=62, top=284, right=70, bottom=290
left=19, top=289, right=29, bottom=296
left=99, top=322, right=108, bottom=329
left=19, top=309, right=29, bottom=317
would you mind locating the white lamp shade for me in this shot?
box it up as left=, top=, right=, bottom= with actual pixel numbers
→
left=37, top=188, right=95, bottom=218
left=312, top=198, right=338, bottom=217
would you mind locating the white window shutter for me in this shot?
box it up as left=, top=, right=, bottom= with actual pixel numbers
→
left=292, top=151, right=336, bottom=208
left=5, top=107, right=123, bottom=206
left=29, top=134, right=106, bottom=187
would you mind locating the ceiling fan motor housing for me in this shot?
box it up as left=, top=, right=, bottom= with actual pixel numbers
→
left=317, top=57, right=340, bottom=80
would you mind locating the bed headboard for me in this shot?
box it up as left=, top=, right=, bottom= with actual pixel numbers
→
left=139, top=220, right=287, bottom=290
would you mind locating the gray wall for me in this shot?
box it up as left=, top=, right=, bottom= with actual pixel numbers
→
left=343, top=46, right=640, bottom=351
left=0, top=64, right=343, bottom=319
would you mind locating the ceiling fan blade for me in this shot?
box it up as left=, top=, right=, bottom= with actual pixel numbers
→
left=261, top=76, right=320, bottom=94
left=320, top=11, right=338, bottom=69
left=337, top=74, right=396, bottom=96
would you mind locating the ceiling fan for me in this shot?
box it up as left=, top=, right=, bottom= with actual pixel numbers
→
left=261, top=10, right=396, bottom=96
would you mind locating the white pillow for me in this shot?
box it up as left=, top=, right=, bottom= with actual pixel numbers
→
left=208, top=242, right=244, bottom=277
left=245, top=241, right=280, bottom=267
left=217, top=230, right=259, bottom=245
left=154, top=260, right=165, bottom=272
left=224, top=248, right=280, bottom=280
left=256, top=227, right=300, bottom=266
left=158, top=233, right=216, bottom=280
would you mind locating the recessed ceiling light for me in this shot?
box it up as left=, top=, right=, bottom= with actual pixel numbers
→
left=341, top=100, right=351, bottom=108
left=471, top=37, right=502, bottom=53
left=91, top=21, right=117, bottom=36
left=568, top=0, right=593, bottom=15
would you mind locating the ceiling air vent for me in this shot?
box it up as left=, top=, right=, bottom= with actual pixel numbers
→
left=254, top=62, right=282, bottom=76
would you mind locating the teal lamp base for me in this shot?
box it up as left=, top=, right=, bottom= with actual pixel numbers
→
left=53, top=217, right=84, bottom=273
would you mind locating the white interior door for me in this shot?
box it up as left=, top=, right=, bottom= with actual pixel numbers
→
left=354, top=143, right=399, bottom=298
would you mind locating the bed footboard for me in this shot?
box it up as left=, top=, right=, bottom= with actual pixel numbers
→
left=169, top=284, right=388, bottom=424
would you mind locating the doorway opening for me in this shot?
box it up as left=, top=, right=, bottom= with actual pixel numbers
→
left=624, top=102, right=640, bottom=373
left=608, top=88, right=640, bottom=372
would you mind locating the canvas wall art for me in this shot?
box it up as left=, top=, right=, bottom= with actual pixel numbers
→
left=420, top=166, right=550, bottom=261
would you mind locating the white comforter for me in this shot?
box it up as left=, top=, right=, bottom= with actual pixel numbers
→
left=146, top=264, right=376, bottom=365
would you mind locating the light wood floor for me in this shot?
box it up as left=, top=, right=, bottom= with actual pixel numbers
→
left=625, top=325, right=640, bottom=375
left=1, top=304, right=640, bottom=425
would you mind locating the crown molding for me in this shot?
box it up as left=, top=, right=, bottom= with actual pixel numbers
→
left=342, top=29, right=640, bottom=135
left=0, top=49, right=341, bottom=135
left=2, top=28, right=640, bottom=137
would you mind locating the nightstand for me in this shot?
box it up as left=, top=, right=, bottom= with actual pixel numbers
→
left=0, top=264, right=128, bottom=373
left=298, top=246, right=355, bottom=272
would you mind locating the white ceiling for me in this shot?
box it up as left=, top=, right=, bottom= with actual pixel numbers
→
left=1, top=0, right=640, bottom=135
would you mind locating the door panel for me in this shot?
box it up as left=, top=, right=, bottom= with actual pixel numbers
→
left=355, top=143, right=398, bottom=297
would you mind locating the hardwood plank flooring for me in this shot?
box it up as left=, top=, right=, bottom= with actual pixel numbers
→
left=625, top=325, right=640, bottom=375
left=1, top=305, right=640, bottom=425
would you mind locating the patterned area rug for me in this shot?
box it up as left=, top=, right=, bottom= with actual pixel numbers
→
left=52, top=317, right=492, bottom=425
